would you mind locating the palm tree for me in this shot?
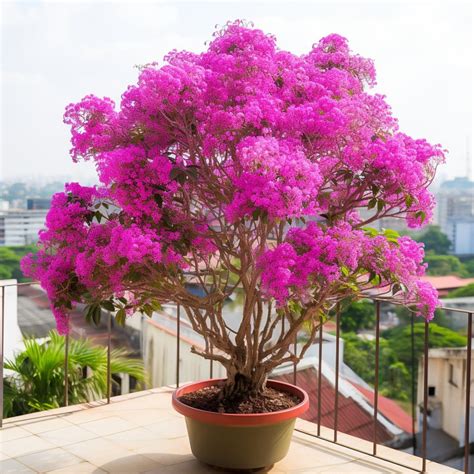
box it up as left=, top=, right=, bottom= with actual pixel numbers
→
left=3, top=330, right=146, bottom=417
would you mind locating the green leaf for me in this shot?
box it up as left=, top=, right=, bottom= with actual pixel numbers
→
left=100, top=301, right=115, bottom=312
left=288, top=300, right=302, bottom=317
left=383, top=229, right=400, bottom=239
left=415, top=210, right=426, bottom=223
left=363, top=227, right=379, bottom=237
left=405, top=195, right=414, bottom=208
left=392, top=283, right=402, bottom=295
left=368, top=198, right=377, bottom=210
left=150, top=300, right=162, bottom=311
left=91, top=306, right=101, bottom=327
left=116, top=309, right=126, bottom=326
left=377, top=199, right=385, bottom=212
left=142, top=305, right=154, bottom=318
left=341, top=265, right=350, bottom=277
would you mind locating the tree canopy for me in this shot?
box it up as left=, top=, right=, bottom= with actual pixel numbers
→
left=22, top=21, right=444, bottom=397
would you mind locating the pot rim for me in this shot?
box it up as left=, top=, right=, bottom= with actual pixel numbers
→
left=172, top=378, right=309, bottom=426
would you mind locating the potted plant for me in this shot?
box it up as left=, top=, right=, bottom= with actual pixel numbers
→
left=23, top=21, right=443, bottom=470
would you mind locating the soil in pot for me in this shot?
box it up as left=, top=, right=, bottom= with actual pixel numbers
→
left=178, top=383, right=300, bottom=414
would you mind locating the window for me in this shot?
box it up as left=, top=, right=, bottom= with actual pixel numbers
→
left=449, top=363, right=458, bottom=387
left=428, top=386, right=436, bottom=397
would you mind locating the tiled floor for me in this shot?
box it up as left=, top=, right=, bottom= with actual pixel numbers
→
left=0, top=387, right=460, bottom=473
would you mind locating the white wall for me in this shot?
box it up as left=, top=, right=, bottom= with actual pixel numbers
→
left=0, top=279, right=23, bottom=364
left=143, top=319, right=226, bottom=388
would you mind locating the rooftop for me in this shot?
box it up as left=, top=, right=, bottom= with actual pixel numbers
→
left=0, top=386, right=458, bottom=473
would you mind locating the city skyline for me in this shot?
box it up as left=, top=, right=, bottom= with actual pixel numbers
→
left=1, top=0, right=472, bottom=182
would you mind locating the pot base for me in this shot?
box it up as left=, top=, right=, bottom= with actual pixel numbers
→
left=186, top=417, right=295, bottom=470
left=204, top=462, right=274, bottom=472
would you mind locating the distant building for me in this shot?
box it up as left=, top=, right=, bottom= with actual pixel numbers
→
left=26, top=198, right=51, bottom=210
left=436, top=177, right=474, bottom=256
left=421, top=275, right=474, bottom=298
left=0, top=209, right=47, bottom=246
left=416, top=345, right=474, bottom=462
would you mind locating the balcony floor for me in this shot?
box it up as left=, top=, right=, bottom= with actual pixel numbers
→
left=1, top=387, right=459, bottom=473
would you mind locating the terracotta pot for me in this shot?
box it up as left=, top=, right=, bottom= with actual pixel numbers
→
left=172, top=378, right=309, bottom=470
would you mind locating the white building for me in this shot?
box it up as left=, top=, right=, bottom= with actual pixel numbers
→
left=417, top=345, right=474, bottom=446
left=436, top=177, right=474, bottom=256
left=0, top=209, right=48, bottom=246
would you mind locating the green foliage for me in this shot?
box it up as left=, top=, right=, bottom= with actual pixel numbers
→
left=343, top=323, right=466, bottom=402
left=446, top=283, right=474, bottom=298
left=461, top=257, right=474, bottom=277
left=340, top=300, right=375, bottom=333
left=3, top=331, right=146, bottom=418
left=0, top=245, right=37, bottom=282
left=424, top=254, right=468, bottom=276
left=383, top=323, right=466, bottom=368
left=414, top=226, right=451, bottom=254
left=342, top=332, right=410, bottom=401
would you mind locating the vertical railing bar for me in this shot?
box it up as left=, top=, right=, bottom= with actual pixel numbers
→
left=64, top=330, right=69, bottom=407
left=411, top=313, right=417, bottom=455
left=0, top=286, right=5, bottom=427
left=293, top=334, right=297, bottom=386
left=464, top=312, right=472, bottom=474
left=106, top=311, right=111, bottom=403
left=209, top=343, right=214, bottom=379
left=334, top=304, right=341, bottom=442
left=176, top=304, right=180, bottom=388
left=421, top=320, right=429, bottom=473
left=373, top=301, right=381, bottom=456
left=317, top=318, right=323, bottom=437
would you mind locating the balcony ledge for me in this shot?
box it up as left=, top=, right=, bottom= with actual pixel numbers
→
left=1, top=386, right=459, bottom=473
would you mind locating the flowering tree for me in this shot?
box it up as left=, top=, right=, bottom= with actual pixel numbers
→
left=23, top=21, right=444, bottom=399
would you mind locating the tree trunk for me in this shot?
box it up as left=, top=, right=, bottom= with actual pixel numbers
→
left=221, top=365, right=268, bottom=400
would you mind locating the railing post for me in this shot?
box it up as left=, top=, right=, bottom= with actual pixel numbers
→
left=64, top=331, right=69, bottom=407
left=334, top=304, right=341, bottom=442
left=176, top=304, right=180, bottom=388
left=209, top=342, right=214, bottom=379
left=411, top=313, right=417, bottom=455
left=373, top=301, right=381, bottom=455
left=464, top=312, right=472, bottom=474
left=317, top=318, right=323, bottom=437
left=0, top=285, right=5, bottom=427
left=293, top=334, right=297, bottom=386
left=107, top=311, right=111, bottom=403
left=421, top=320, right=429, bottom=473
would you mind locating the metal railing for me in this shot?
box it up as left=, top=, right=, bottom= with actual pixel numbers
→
left=1, top=280, right=473, bottom=473
left=0, top=281, right=113, bottom=425
left=290, top=298, right=474, bottom=473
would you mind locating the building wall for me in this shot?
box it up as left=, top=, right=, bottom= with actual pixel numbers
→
left=418, top=349, right=474, bottom=445
left=445, top=220, right=474, bottom=255
left=142, top=319, right=226, bottom=388
left=0, top=210, right=47, bottom=246
left=436, top=178, right=474, bottom=255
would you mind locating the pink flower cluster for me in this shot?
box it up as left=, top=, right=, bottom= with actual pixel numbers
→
left=259, top=225, right=439, bottom=319
left=226, top=137, right=322, bottom=220
left=22, top=21, right=443, bottom=329
left=258, top=222, right=365, bottom=305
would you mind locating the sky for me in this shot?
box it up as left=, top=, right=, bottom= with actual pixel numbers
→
left=1, top=0, right=472, bottom=183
